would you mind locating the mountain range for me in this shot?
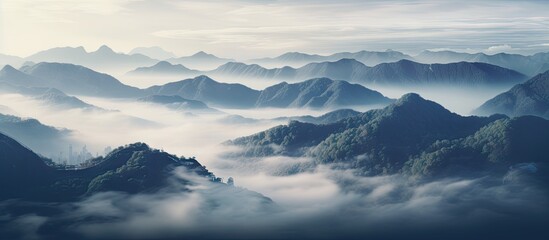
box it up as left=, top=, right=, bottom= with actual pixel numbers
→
left=0, top=54, right=24, bottom=69
left=228, top=93, right=549, bottom=179
left=25, top=45, right=158, bottom=73
left=127, top=61, right=200, bottom=76
left=4, top=62, right=390, bottom=110
left=4, top=46, right=549, bottom=77
left=475, top=70, right=549, bottom=119
left=0, top=113, right=74, bottom=159
left=138, top=95, right=218, bottom=113
left=146, top=75, right=392, bottom=109
left=0, top=63, right=143, bottom=98
left=0, top=133, right=222, bottom=201
left=248, top=49, right=413, bottom=68
left=167, top=51, right=235, bottom=70
left=415, top=50, right=549, bottom=76
left=248, top=49, right=549, bottom=76
left=220, top=109, right=361, bottom=125
left=204, top=59, right=527, bottom=86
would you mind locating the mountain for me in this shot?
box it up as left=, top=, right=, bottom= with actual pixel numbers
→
left=0, top=113, right=74, bottom=159
left=0, top=136, right=211, bottom=201
left=295, top=58, right=372, bottom=81
left=227, top=93, right=549, bottom=178
left=129, top=46, right=176, bottom=60
left=210, top=62, right=296, bottom=79
left=255, top=78, right=392, bottom=108
left=146, top=76, right=392, bottom=109
left=250, top=52, right=326, bottom=68
left=146, top=75, right=260, bottom=108
left=415, top=50, right=549, bottom=76
left=34, top=88, right=99, bottom=110
left=475, top=70, right=549, bottom=118
left=211, top=59, right=370, bottom=81
left=361, top=59, right=527, bottom=86
left=0, top=65, right=42, bottom=86
left=277, top=109, right=361, bottom=124
left=220, top=109, right=361, bottom=125
left=0, top=105, right=16, bottom=115
left=0, top=132, right=54, bottom=200
left=0, top=54, right=24, bottom=68
left=248, top=50, right=413, bottom=68
left=19, top=62, right=143, bottom=97
left=211, top=58, right=372, bottom=81
left=0, top=134, right=273, bottom=211
left=138, top=95, right=218, bottom=113
left=167, top=51, right=234, bottom=70
left=330, top=50, right=414, bottom=66
left=210, top=59, right=526, bottom=86
left=0, top=80, right=102, bottom=111
left=127, top=61, right=200, bottom=76
left=25, top=45, right=158, bottom=73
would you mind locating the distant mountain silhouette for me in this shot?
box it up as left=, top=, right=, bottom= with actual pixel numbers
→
left=0, top=54, right=24, bottom=69
left=25, top=45, right=158, bottom=73
left=361, top=59, right=527, bottom=86
left=146, top=75, right=392, bottom=109
left=127, top=61, right=200, bottom=76
left=256, top=77, right=392, bottom=108
left=19, top=62, right=143, bottom=97
left=138, top=95, right=218, bottom=113
left=415, top=50, right=549, bottom=76
left=167, top=51, right=234, bottom=70
left=249, top=50, right=413, bottom=68
left=0, top=65, right=42, bottom=86
left=220, top=109, right=361, bottom=125
left=34, top=88, right=99, bottom=110
left=274, top=109, right=361, bottom=124
left=146, top=75, right=260, bottom=108
left=210, top=59, right=526, bottom=86
left=0, top=113, right=74, bottom=159
left=228, top=93, right=549, bottom=178
left=475, top=70, right=549, bottom=118
left=0, top=80, right=102, bottom=111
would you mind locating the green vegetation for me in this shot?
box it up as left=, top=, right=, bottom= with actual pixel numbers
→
left=230, top=93, right=549, bottom=178
left=0, top=137, right=216, bottom=202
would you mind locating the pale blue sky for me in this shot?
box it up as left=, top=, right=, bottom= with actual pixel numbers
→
left=1, top=0, right=549, bottom=58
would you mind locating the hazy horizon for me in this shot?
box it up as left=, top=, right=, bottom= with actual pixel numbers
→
left=2, top=0, right=549, bottom=58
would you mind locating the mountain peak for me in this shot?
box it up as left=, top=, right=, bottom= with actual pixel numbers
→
left=0, top=64, right=17, bottom=73
left=333, top=58, right=362, bottom=64
left=192, top=51, right=213, bottom=58
left=96, top=45, right=114, bottom=54
left=388, top=93, right=455, bottom=118
left=154, top=61, right=174, bottom=67
left=395, top=59, right=417, bottom=64
left=40, top=88, right=68, bottom=97
left=194, top=75, right=216, bottom=82
left=396, top=93, right=423, bottom=104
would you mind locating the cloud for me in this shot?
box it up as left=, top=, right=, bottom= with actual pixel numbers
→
left=2, top=164, right=548, bottom=239
left=484, top=44, right=513, bottom=54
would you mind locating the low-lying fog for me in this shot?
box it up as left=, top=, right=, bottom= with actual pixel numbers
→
left=119, top=73, right=507, bottom=116
left=1, top=75, right=545, bottom=239
left=0, top=78, right=515, bottom=207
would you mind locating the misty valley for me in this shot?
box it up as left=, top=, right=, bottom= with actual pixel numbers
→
left=2, top=1, right=549, bottom=238
left=1, top=45, right=548, bottom=240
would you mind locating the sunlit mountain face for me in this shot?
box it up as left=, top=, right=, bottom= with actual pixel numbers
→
left=1, top=1, right=549, bottom=239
